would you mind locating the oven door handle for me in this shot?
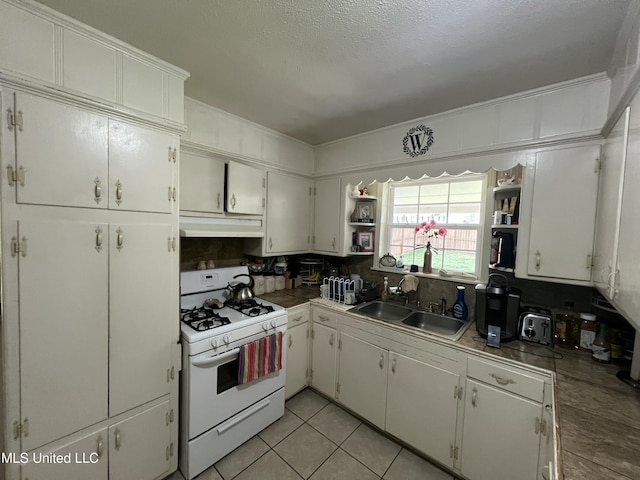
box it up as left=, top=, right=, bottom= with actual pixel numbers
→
left=192, top=348, right=240, bottom=368
left=217, top=397, right=271, bottom=435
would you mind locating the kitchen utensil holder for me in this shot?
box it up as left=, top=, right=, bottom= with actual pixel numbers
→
left=322, top=276, right=356, bottom=305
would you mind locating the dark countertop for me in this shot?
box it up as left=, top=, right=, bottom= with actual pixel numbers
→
left=261, top=287, right=640, bottom=480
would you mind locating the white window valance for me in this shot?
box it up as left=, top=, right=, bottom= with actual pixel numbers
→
left=337, top=150, right=528, bottom=185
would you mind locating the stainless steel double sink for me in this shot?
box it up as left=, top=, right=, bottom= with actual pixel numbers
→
left=348, top=300, right=472, bottom=341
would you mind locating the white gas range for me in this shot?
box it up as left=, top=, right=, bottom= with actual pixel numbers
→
left=179, top=266, right=287, bottom=480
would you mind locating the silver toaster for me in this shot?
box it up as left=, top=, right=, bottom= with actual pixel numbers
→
left=519, top=311, right=553, bottom=345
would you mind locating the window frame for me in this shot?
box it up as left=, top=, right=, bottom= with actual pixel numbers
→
left=381, top=173, right=488, bottom=277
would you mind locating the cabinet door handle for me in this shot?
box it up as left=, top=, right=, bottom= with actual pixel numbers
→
left=115, top=180, right=123, bottom=205
left=292, top=315, right=303, bottom=322
left=489, top=373, right=516, bottom=386
left=96, top=435, right=104, bottom=457
left=230, top=193, right=236, bottom=209
left=379, top=354, right=384, bottom=370
left=268, top=236, right=273, bottom=250
left=116, top=227, right=124, bottom=251
left=217, top=192, right=221, bottom=209
left=471, top=387, right=478, bottom=407
left=329, top=333, right=334, bottom=346
left=288, top=334, right=293, bottom=348
left=114, top=428, right=121, bottom=450
left=391, top=356, right=397, bottom=373
left=95, top=227, right=103, bottom=252
left=332, top=237, right=336, bottom=249
left=94, top=177, right=102, bottom=204
left=535, top=417, right=541, bottom=434
left=319, top=315, right=330, bottom=323
left=535, top=250, right=541, bottom=271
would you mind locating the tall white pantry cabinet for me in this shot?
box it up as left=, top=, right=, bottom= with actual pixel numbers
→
left=0, top=1, right=189, bottom=479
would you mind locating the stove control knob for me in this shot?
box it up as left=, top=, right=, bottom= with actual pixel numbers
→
left=223, top=335, right=230, bottom=345
left=211, top=338, right=219, bottom=348
left=262, top=323, right=269, bottom=331
left=270, top=320, right=277, bottom=329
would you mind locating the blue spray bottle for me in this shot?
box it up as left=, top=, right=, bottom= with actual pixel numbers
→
left=452, top=285, right=468, bottom=320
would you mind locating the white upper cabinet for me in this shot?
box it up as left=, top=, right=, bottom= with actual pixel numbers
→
left=522, top=145, right=600, bottom=283
left=263, top=171, right=312, bottom=254
left=612, top=94, right=640, bottom=329
left=109, top=223, right=177, bottom=416
left=0, top=0, right=189, bottom=123
left=180, top=152, right=225, bottom=213
left=226, top=161, right=265, bottom=215
left=0, top=1, right=55, bottom=83
left=8, top=92, right=109, bottom=209
left=312, top=178, right=341, bottom=254
left=17, top=218, right=109, bottom=452
left=109, top=121, right=178, bottom=214
left=593, top=108, right=629, bottom=294
left=3, top=92, right=178, bottom=214
left=63, top=29, right=117, bottom=102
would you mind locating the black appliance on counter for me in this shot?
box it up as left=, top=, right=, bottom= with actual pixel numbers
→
left=475, top=274, right=521, bottom=342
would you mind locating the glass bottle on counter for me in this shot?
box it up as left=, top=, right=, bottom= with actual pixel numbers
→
left=555, top=301, right=578, bottom=349
left=591, top=323, right=611, bottom=363
left=381, top=277, right=389, bottom=301
left=578, top=313, right=597, bottom=351
left=610, top=328, right=623, bottom=362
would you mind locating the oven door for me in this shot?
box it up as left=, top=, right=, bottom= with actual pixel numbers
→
left=187, top=324, right=287, bottom=438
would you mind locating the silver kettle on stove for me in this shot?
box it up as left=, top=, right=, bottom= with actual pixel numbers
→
left=227, top=274, right=255, bottom=302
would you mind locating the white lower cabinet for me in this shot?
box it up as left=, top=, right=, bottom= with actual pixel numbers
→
left=109, top=401, right=172, bottom=480
left=460, top=356, right=550, bottom=480
left=21, top=428, right=108, bottom=480
left=310, top=322, right=337, bottom=398
left=336, top=332, right=388, bottom=429
left=307, top=305, right=555, bottom=480
left=386, top=352, right=460, bottom=469
left=310, top=306, right=338, bottom=398
left=285, top=305, right=311, bottom=399
left=460, top=380, right=542, bottom=480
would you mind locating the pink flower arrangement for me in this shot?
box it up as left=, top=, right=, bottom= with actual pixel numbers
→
left=414, top=220, right=447, bottom=253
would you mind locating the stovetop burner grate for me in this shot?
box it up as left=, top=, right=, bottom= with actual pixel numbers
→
left=224, top=299, right=275, bottom=317
left=181, top=307, right=231, bottom=331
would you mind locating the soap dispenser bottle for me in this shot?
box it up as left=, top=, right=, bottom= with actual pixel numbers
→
left=452, top=285, right=468, bottom=320
left=381, top=277, right=389, bottom=301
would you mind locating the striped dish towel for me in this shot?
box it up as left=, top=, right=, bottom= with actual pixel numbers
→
left=238, top=332, right=283, bottom=385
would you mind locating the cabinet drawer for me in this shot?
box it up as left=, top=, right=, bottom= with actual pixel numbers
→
left=287, top=305, right=310, bottom=326
left=467, top=356, right=545, bottom=403
left=312, top=307, right=337, bottom=329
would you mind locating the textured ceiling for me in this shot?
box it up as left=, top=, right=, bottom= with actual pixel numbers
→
left=36, top=0, right=629, bottom=145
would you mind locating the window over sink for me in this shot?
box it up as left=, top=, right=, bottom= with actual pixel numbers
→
left=381, top=174, right=487, bottom=277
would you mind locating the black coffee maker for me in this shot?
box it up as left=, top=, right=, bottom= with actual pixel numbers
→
left=475, top=274, right=521, bottom=342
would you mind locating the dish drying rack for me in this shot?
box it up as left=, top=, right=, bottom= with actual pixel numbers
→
left=321, top=276, right=357, bottom=305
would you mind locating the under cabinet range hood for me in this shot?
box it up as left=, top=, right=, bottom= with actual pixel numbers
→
left=179, top=216, right=264, bottom=238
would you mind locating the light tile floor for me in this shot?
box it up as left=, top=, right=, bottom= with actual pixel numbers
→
left=168, top=388, right=455, bottom=480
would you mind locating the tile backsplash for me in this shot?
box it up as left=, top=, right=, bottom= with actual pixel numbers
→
left=180, top=239, right=594, bottom=318
left=180, top=237, right=248, bottom=271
